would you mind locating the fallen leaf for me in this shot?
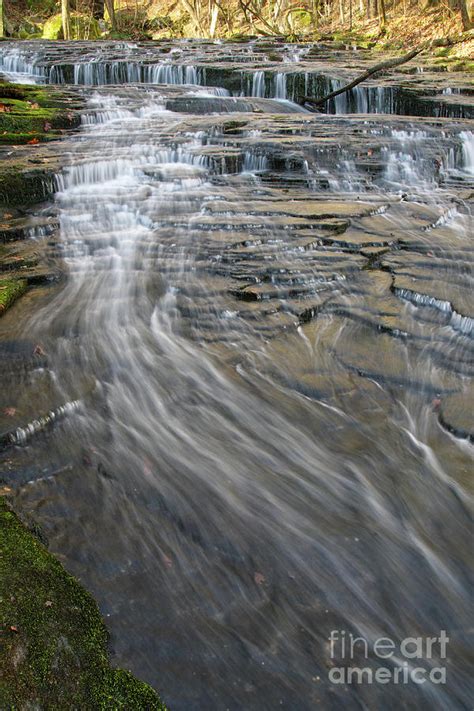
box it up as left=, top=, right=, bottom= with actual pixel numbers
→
left=9, top=625, right=18, bottom=633
left=43, top=121, right=52, bottom=132
left=33, top=344, right=46, bottom=356
left=0, top=103, right=12, bottom=113
left=27, top=138, right=40, bottom=145
left=45, top=600, right=53, bottom=608
left=3, top=408, right=17, bottom=417
left=432, top=398, right=441, bottom=411
left=254, top=572, right=265, bottom=585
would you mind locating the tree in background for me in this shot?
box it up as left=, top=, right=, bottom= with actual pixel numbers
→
left=105, top=0, right=115, bottom=29
left=61, top=0, right=71, bottom=39
left=1, top=0, right=471, bottom=40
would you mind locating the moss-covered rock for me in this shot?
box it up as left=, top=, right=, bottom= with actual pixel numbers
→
left=0, top=497, right=168, bottom=709
left=0, top=81, right=80, bottom=142
left=0, top=165, right=57, bottom=207
left=42, top=13, right=63, bottom=40
left=0, top=278, right=27, bottom=315
left=43, top=13, right=101, bottom=40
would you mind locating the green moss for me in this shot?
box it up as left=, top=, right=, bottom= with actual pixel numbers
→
left=0, top=497, right=168, bottom=708
left=450, top=60, right=474, bottom=72
left=0, top=131, right=59, bottom=144
left=43, top=13, right=101, bottom=40
left=0, top=279, right=27, bottom=314
left=0, top=166, right=56, bottom=207
left=0, top=81, right=80, bottom=147
left=42, top=13, right=64, bottom=39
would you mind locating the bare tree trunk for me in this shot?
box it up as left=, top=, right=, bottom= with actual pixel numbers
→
left=312, top=0, right=320, bottom=28
left=459, top=0, right=472, bottom=28
left=105, top=0, right=115, bottom=28
left=180, top=0, right=204, bottom=35
left=62, top=0, right=71, bottom=40
left=0, top=0, right=4, bottom=38
left=379, top=0, right=386, bottom=26
left=339, top=0, right=345, bottom=22
left=209, top=1, right=219, bottom=36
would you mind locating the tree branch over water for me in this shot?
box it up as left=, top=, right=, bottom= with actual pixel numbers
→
left=302, top=36, right=467, bottom=110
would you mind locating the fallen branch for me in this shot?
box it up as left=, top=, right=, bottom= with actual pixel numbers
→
left=303, top=45, right=426, bottom=109
left=302, top=36, right=467, bottom=110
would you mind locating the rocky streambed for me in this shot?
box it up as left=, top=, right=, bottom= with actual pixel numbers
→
left=0, top=39, right=473, bottom=711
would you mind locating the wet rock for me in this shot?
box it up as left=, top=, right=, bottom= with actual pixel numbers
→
left=439, top=386, right=474, bottom=441
left=164, top=96, right=308, bottom=115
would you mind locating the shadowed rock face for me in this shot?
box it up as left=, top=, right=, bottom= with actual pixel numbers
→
left=0, top=41, right=473, bottom=711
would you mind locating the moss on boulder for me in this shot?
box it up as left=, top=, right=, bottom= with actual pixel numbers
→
left=0, top=81, right=80, bottom=144
left=0, top=278, right=27, bottom=315
left=0, top=497, right=168, bottom=709
left=0, top=165, right=57, bottom=207
left=43, top=13, right=101, bottom=40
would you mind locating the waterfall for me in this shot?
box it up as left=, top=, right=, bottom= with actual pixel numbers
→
left=274, top=73, right=287, bottom=100
left=460, top=131, right=474, bottom=175
left=394, top=288, right=473, bottom=337
left=0, top=47, right=46, bottom=83
left=251, top=70, right=265, bottom=97
left=148, top=64, right=199, bottom=85
left=242, top=152, right=269, bottom=173
left=71, top=62, right=201, bottom=86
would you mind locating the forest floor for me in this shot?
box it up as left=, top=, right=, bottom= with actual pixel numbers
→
left=3, top=0, right=473, bottom=59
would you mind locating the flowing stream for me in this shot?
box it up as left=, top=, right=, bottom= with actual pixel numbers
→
left=0, top=41, right=473, bottom=710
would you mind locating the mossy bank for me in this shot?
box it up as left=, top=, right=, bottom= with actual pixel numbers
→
left=0, top=81, right=81, bottom=145
left=0, top=80, right=81, bottom=319
left=0, top=497, right=168, bottom=709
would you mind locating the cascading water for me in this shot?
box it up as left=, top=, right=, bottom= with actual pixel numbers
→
left=274, top=72, right=287, bottom=100
left=251, top=70, right=266, bottom=97
left=460, top=130, right=474, bottom=174
left=1, top=41, right=473, bottom=711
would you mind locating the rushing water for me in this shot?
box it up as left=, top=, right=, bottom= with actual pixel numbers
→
left=1, top=42, right=473, bottom=710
